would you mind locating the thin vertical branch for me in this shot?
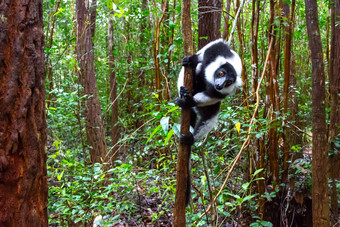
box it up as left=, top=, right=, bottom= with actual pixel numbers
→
left=173, top=1, right=194, bottom=225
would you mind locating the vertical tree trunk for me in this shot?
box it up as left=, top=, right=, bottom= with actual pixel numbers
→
left=329, top=0, right=340, bottom=223
left=108, top=9, right=119, bottom=156
left=198, top=0, right=222, bottom=48
left=250, top=0, right=260, bottom=101
left=235, top=0, right=248, bottom=106
left=90, top=0, right=97, bottom=40
left=282, top=0, right=296, bottom=184
left=266, top=0, right=279, bottom=184
left=305, top=0, right=330, bottom=225
left=76, top=0, right=107, bottom=163
left=222, top=0, right=231, bottom=40
left=0, top=0, right=48, bottom=225
left=173, top=1, right=194, bottom=225
left=161, top=0, right=170, bottom=102
left=136, top=0, right=149, bottom=128
left=46, top=1, right=61, bottom=109
left=153, top=0, right=168, bottom=102
left=250, top=0, right=265, bottom=217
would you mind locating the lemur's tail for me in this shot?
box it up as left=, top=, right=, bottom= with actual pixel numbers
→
left=185, top=148, right=192, bottom=207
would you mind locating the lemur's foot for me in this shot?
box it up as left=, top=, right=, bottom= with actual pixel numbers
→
left=180, top=133, right=194, bottom=146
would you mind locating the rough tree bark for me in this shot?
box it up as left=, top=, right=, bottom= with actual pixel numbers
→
left=76, top=0, right=108, bottom=163
left=173, top=1, right=193, bottom=225
left=305, top=0, right=330, bottom=225
left=0, top=0, right=48, bottom=225
left=329, top=0, right=340, bottom=223
left=198, top=0, right=222, bottom=48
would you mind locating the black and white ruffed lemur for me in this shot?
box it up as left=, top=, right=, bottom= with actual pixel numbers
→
left=176, top=38, right=242, bottom=205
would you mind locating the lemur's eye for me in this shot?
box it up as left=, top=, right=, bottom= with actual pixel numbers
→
left=219, top=71, right=224, bottom=77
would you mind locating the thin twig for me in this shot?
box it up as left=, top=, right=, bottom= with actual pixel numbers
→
left=228, top=0, right=246, bottom=44
left=106, top=118, right=156, bottom=162
left=104, top=79, right=128, bottom=116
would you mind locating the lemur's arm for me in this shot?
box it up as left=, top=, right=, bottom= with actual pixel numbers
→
left=176, top=87, right=220, bottom=108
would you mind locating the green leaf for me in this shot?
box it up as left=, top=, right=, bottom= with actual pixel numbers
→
left=164, top=129, right=174, bottom=146
left=172, top=123, right=180, bottom=137
left=261, top=221, right=273, bottom=227
left=146, top=124, right=162, bottom=143
left=253, top=168, right=263, bottom=176
left=57, top=171, right=64, bottom=181
left=242, top=182, right=250, bottom=191
left=242, top=194, right=257, bottom=203
left=160, top=117, right=169, bottom=134
left=107, top=0, right=117, bottom=11
left=168, top=44, right=176, bottom=52
left=166, top=106, right=179, bottom=114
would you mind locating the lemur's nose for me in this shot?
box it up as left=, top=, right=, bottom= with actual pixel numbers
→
left=216, top=84, right=223, bottom=90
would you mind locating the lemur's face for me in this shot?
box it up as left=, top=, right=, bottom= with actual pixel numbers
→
left=213, top=63, right=237, bottom=91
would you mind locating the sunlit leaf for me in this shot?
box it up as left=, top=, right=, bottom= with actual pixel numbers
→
left=235, top=122, right=241, bottom=133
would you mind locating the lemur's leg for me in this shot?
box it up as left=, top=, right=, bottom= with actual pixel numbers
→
left=193, top=102, right=220, bottom=141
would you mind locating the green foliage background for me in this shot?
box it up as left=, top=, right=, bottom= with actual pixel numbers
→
left=43, top=0, right=338, bottom=226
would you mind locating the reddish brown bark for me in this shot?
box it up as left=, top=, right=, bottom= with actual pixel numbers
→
left=90, top=0, right=97, bottom=40
left=153, top=1, right=168, bottom=102
left=173, top=1, right=194, bottom=225
left=222, top=0, right=231, bottom=40
left=0, top=0, right=48, bottom=225
left=266, top=0, right=279, bottom=184
left=76, top=0, right=107, bottom=163
left=162, top=0, right=170, bottom=102
left=198, top=0, right=222, bottom=48
left=305, top=0, right=330, bottom=225
left=250, top=0, right=265, bottom=216
left=329, top=0, right=340, bottom=223
left=282, top=0, right=296, bottom=184
left=235, top=0, right=248, bottom=106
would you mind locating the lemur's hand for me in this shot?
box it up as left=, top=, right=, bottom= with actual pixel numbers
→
left=176, top=86, right=196, bottom=108
left=182, top=55, right=199, bottom=68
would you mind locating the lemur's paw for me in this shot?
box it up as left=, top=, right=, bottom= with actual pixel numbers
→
left=179, top=86, right=190, bottom=98
left=176, top=88, right=196, bottom=108
left=182, top=56, right=191, bottom=67
left=180, top=133, right=194, bottom=146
